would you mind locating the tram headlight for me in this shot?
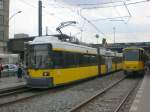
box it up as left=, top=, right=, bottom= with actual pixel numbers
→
left=43, top=72, right=50, bottom=76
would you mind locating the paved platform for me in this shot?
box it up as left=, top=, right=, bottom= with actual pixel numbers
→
left=130, top=71, right=150, bottom=112
left=0, top=76, right=26, bottom=92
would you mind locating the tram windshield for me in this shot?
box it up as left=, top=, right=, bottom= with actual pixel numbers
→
left=123, top=50, right=139, bottom=61
left=27, top=44, right=52, bottom=69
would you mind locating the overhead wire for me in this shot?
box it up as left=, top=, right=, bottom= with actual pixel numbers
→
left=80, top=1, right=132, bottom=24
left=81, top=13, right=109, bottom=38
left=20, top=0, right=37, bottom=8
left=113, top=5, right=129, bottom=24
left=45, top=0, right=83, bottom=33
left=19, top=0, right=109, bottom=39
left=72, top=0, right=124, bottom=6
left=91, top=16, right=130, bottom=21
left=80, top=14, right=109, bottom=38
left=82, top=0, right=150, bottom=9
left=18, top=0, right=64, bottom=21
left=51, top=0, right=109, bottom=38
left=53, top=0, right=150, bottom=43
left=124, top=2, right=132, bottom=17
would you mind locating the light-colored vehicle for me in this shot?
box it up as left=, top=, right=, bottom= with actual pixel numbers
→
left=2, top=64, right=18, bottom=76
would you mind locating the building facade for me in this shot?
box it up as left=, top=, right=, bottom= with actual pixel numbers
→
left=0, top=0, right=9, bottom=53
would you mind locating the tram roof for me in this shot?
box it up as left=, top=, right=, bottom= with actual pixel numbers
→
left=29, top=36, right=120, bottom=56
left=123, top=47, right=144, bottom=51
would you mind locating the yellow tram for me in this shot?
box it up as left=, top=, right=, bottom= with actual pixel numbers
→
left=123, top=47, right=145, bottom=76
left=25, top=36, right=122, bottom=88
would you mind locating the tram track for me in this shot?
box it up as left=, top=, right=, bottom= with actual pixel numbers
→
left=0, top=85, right=52, bottom=107
left=0, top=87, right=31, bottom=97
left=113, top=79, right=140, bottom=112
left=0, top=71, right=130, bottom=112
left=0, top=72, right=123, bottom=107
left=67, top=76, right=141, bottom=112
left=0, top=77, right=99, bottom=107
left=114, top=78, right=142, bottom=112
left=0, top=85, right=26, bottom=93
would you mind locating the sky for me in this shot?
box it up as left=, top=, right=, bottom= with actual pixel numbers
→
left=10, top=0, right=150, bottom=44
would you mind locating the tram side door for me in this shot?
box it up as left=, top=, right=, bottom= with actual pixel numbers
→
left=105, top=56, right=112, bottom=72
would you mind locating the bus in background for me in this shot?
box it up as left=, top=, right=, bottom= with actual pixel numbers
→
left=123, top=47, right=146, bottom=76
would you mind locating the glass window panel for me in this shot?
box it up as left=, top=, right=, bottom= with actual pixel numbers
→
left=0, top=31, right=4, bottom=40
left=0, top=0, right=3, bottom=9
left=0, top=15, right=4, bottom=24
left=123, top=50, right=139, bottom=61
left=28, top=44, right=52, bottom=69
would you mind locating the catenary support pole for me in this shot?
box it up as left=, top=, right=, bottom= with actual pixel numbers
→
left=38, top=0, right=42, bottom=36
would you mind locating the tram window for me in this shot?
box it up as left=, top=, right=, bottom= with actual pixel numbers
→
left=89, top=55, right=93, bottom=64
left=116, top=57, right=121, bottom=63
left=120, top=57, right=122, bottom=62
left=79, top=54, right=83, bottom=65
left=101, top=56, right=105, bottom=64
left=27, top=44, right=51, bottom=69
left=93, top=55, right=97, bottom=64
left=116, top=57, right=120, bottom=63
left=85, top=55, right=90, bottom=64
left=53, top=52, right=64, bottom=68
left=78, top=54, right=88, bottom=66
left=124, top=50, right=139, bottom=61
left=64, top=52, right=76, bottom=67
left=89, top=55, right=97, bottom=65
left=53, top=52, right=99, bottom=68
left=117, top=57, right=119, bottom=63
left=117, top=57, right=120, bottom=63
left=112, top=57, right=116, bottom=63
left=80, top=54, right=88, bottom=65
left=74, top=53, right=79, bottom=66
left=139, top=50, right=144, bottom=61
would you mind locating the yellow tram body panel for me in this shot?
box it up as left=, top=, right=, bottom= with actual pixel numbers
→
left=28, top=64, right=108, bottom=85
left=51, top=66, right=98, bottom=85
left=117, top=63, right=122, bottom=70
left=112, top=63, right=116, bottom=72
left=100, top=65, right=107, bottom=74
left=123, top=61, right=144, bottom=71
left=28, top=65, right=98, bottom=85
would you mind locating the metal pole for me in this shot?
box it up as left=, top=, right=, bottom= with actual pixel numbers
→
left=46, top=26, right=48, bottom=36
left=38, top=0, right=42, bottom=36
left=95, top=34, right=99, bottom=44
left=80, top=29, right=83, bottom=42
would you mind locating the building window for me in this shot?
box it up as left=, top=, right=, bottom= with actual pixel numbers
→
left=0, top=31, right=4, bottom=40
left=0, top=15, right=4, bottom=24
left=0, top=0, right=3, bottom=9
